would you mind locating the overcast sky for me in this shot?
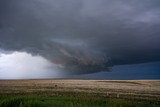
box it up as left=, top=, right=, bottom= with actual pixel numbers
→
left=0, top=0, right=160, bottom=79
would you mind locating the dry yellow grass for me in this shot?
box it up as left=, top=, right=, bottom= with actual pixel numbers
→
left=0, top=80, right=160, bottom=100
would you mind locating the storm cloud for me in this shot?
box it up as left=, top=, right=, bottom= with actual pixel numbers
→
left=0, top=0, right=160, bottom=74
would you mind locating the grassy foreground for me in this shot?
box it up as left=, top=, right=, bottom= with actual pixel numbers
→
left=0, top=96, right=159, bottom=107
left=0, top=80, right=159, bottom=107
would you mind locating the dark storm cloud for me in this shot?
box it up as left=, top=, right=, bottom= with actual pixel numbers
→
left=0, top=0, right=160, bottom=74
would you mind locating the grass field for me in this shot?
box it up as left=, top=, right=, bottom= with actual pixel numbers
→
left=0, top=80, right=160, bottom=107
left=0, top=96, right=159, bottom=107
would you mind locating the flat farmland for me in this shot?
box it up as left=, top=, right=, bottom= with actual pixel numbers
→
left=0, top=80, right=159, bottom=100
left=0, top=80, right=160, bottom=107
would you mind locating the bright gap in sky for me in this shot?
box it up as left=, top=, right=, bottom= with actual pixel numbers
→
left=0, top=51, right=61, bottom=79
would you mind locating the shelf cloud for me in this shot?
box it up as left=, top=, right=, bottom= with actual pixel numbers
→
left=0, top=0, right=160, bottom=74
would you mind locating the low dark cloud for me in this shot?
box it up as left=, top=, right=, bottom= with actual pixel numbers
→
left=0, top=0, right=160, bottom=74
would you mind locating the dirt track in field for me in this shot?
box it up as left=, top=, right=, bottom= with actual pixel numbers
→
left=0, top=80, right=160, bottom=100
